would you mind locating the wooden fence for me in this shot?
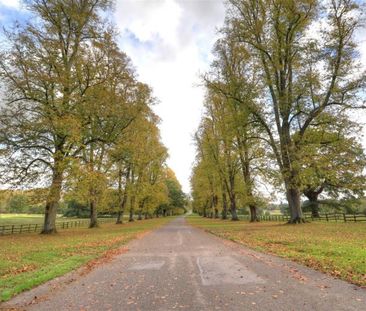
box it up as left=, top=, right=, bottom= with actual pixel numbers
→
left=0, top=218, right=116, bottom=235
left=238, top=213, right=366, bottom=222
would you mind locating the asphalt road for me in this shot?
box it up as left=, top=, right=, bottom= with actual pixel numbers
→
left=2, top=217, right=366, bottom=311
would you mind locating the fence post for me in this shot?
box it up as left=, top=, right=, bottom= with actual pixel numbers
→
left=325, top=214, right=328, bottom=222
left=354, top=214, right=357, bottom=222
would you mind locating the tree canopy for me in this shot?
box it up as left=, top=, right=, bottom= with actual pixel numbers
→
left=0, top=0, right=185, bottom=233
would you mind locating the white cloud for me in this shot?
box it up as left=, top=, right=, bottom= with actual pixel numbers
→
left=0, top=0, right=20, bottom=9
left=114, top=0, right=225, bottom=192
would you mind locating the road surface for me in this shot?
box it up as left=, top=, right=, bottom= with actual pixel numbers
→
left=2, top=217, right=366, bottom=310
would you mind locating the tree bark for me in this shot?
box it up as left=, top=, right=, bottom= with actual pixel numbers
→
left=129, top=196, right=135, bottom=222
left=222, top=190, right=228, bottom=220
left=230, top=193, right=239, bottom=221
left=116, top=188, right=127, bottom=224
left=236, top=135, right=258, bottom=222
left=129, top=209, right=134, bottom=222
left=116, top=167, right=129, bottom=224
left=212, top=195, right=219, bottom=218
left=42, top=162, right=63, bottom=234
left=286, top=186, right=304, bottom=223
left=89, top=199, right=98, bottom=228
left=249, top=205, right=259, bottom=222
left=116, top=192, right=127, bottom=224
left=304, top=190, right=320, bottom=218
left=281, top=127, right=305, bottom=224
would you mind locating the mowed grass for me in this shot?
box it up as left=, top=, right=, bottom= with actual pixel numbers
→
left=0, top=217, right=172, bottom=301
left=187, top=215, right=366, bottom=287
left=0, top=213, right=88, bottom=225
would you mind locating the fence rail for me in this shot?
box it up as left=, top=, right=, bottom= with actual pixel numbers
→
left=238, top=213, right=366, bottom=223
left=0, top=218, right=116, bottom=236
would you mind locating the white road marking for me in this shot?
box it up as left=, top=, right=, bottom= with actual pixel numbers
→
left=128, top=261, right=165, bottom=271
left=197, top=256, right=264, bottom=286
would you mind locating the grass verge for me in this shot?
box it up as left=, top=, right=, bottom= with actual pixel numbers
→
left=187, top=215, right=366, bottom=287
left=0, top=217, right=172, bottom=301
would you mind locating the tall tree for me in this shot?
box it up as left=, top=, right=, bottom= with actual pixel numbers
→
left=77, top=37, right=144, bottom=228
left=0, top=0, right=112, bottom=233
left=204, top=38, right=265, bottom=222
left=224, top=0, right=365, bottom=222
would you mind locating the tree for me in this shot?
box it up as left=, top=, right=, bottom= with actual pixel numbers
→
left=194, top=99, right=242, bottom=221
left=76, top=35, right=144, bottom=228
left=164, top=168, right=187, bottom=215
left=223, top=0, right=365, bottom=222
left=8, top=194, right=29, bottom=213
left=108, top=99, right=168, bottom=223
left=298, top=117, right=366, bottom=217
left=0, top=0, right=112, bottom=233
left=204, top=38, right=266, bottom=222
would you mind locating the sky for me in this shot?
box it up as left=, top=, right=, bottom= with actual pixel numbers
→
left=114, top=0, right=226, bottom=193
left=0, top=0, right=365, bottom=194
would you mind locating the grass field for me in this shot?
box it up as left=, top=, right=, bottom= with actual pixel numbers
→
left=187, top=215, right=366, bottom=287
left=0, top=213, right=88, bottom=225
left=0, top=217, right=172, bottom=302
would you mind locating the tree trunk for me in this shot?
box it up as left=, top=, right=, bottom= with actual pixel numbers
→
left=116, top=193, right=127, bottom=224
left=138, top=200, right=145, bottom=220
left=286, top=186, right=304, bottom=223
left=212, top=195, right=219, bottom=218
left=222, top=190, right=228, bottom=220
left=249, top=205, right=259, bottom=222
left=116, top=211, right=123, bottom=224
left=89, top=199, right=98, bottom=228
left=304, top=190, right=320, bottom=218
left=237, top=135, right=258, bottom=223
left=230, top=193, right=239, bottom=221
left=116, top=167, right=129, bottom=224
left=129, top=209, right=134, bottom=222
left=116, top=186, right=127, bottom=224
left=310, top=200, right=320, bottom=218
left=278, top=119, right=304, bottom=223
left=129, top=196, right=135, bottom=222
left=42, top=164, right=63, bottom=234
